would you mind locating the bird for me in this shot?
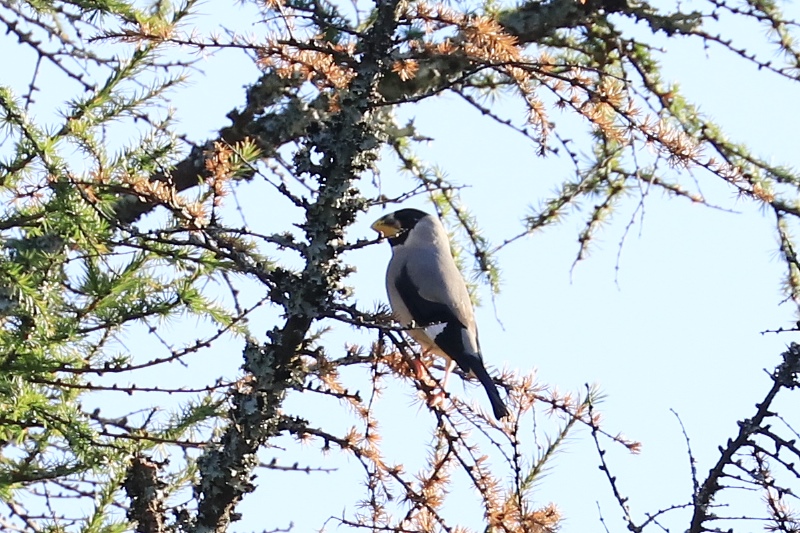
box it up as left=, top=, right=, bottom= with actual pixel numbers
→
left=371, top=208, right=509, bottom=420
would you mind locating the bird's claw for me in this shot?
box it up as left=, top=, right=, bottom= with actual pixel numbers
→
left=410, top=356, right=425, bottom=379
left=427, top=390, right=446, bottom=408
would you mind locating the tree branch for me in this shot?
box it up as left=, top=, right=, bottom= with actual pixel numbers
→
left=690, top=344, right=800, bottom=533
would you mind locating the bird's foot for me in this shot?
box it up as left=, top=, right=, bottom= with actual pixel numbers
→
left=410, top=356, right=425, bottom=379
left=427, top=390, right=447, bottom=409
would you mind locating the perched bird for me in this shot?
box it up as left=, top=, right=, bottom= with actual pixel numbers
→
left=371, top=208, right=509, bottom=420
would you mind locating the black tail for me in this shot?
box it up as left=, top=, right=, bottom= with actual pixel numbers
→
left=472, top=363, right=509, bottom=420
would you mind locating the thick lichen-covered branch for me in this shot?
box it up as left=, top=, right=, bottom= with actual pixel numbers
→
left=188, top=2, right=402, bottom=530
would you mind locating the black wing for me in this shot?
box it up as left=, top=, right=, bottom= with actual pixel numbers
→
left=395, top=265, right=461, bottom=327
left=395, top=265, right=471, bottom=369
left=396, top=265, right=509, bottom=419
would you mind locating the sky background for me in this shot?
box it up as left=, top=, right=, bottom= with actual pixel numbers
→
left=2, top=0, right=800, bottom=531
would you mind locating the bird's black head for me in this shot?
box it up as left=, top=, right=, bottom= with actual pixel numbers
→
left=371, top=208, right=429, bottom=246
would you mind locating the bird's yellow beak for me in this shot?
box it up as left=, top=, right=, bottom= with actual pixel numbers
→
left=371, top=214, right=402, bottom=238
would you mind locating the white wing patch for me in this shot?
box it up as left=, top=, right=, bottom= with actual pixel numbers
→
left=424, top=322, right=447, bottom=340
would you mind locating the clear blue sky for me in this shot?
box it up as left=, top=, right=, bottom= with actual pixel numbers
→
left=2, top=0, right=799, bottom=531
